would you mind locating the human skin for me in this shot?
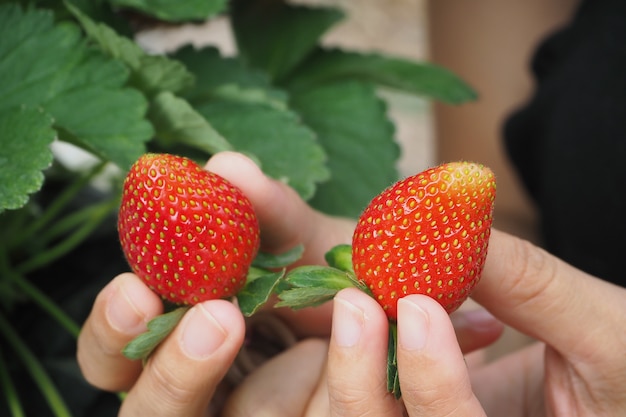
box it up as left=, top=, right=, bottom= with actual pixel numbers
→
left=79, top=152, right=626, bottom=416
left=224, top=228, right=626, bottom=416
left=76, top=152, right=503, bottom=416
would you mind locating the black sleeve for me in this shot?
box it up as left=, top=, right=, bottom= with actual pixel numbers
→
left=503, top=0, right=626, bottom=286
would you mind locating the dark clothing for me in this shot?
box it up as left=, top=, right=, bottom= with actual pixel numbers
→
left=504, top=0, right=626, bottom=286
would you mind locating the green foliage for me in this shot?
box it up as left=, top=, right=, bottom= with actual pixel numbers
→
left=0, top=108, right=55, bottom=211
left=231, top=0, right=344, bottom=81
left=110, top=0, right=227, bottom=22
left=0, top=1, right=476, bottom=415
left=122, top=307, right=189, bottom=360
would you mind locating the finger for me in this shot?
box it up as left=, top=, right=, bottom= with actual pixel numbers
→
left=77, top=273, right=163, bottom=391
left=327, top=288, right=401, bottom=417
left=473, top=229, right=626, bottom=360
left=119, top=300, right=245, bottom=417
left=450, top=308, right=504, bottom=353
left=223, top=339, right=328, bottom=417
left=205, top=151, right=355, bottom=263
left=397, top=295, right=486, bottom=417
left=206, top=151, right=352, bottom=336
left=469, top=342, right=545, bottom=416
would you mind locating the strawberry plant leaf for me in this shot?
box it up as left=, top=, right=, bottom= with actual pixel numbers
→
left=172, top=46, right=328, bottom=198
left=275, top=287, right=340, bottom=309
left=231, top=0, right=344, bottom=81
left=324, top=244, right=353, bottom=274
left=173, top=46, right=288, bottom=108
left=0, top=4, right=153, bottom=169
left=195, top=99, right=330, bottom=200
left=67, top=2, right=195, bottom=97
left=290, top=80, right=399, bottom=217
left=284, top=265, right=360, bottom=290
left=252, top=244, right=304, bottom=269
left=237, top=270, right=285, bottom=317
left=122, top=306, right=189, bottom=361
left=275, top=265, right=361, bottom=309
left=0, top=107, right=55, bottom=212
left=108, top=0, right=226, bottom=22
left=284, top=48, right=477, bottom=104
left=148, top=91, right=234, bottom=155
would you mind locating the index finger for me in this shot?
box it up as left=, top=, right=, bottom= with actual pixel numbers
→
left=473, top=229, right=626, bottom=359
left=205, top=152, right=353, bottom=337
left=77, top=273, right=163, bottom=392
left=204, top=152, right=355, bottom=264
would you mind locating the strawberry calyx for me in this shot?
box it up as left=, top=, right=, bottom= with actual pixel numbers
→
left=275, top=244, right=369, bottom=310
left=123, top=245, right=304, bottom=362
left=275, top=243, right=406, bottom=397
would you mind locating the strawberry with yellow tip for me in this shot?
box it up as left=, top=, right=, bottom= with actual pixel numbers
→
left=352, top=161, right=496, bottom=321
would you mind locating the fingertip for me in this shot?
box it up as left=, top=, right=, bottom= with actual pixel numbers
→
left=179, top=299, right=245, bottom=361
left=120, top=300, right=245, bottom=416
left=327, top=288, right=398, bottom=415
left=397, top=295, right=485, bottom=416
left=397, top=294, right=460, bottom=354
left=333, top=287, right=388, bottom=329
left=77, top=273, right=163, bottom=392
left=204, top=151, right=267, bottom=199
left=451, top=307, right=505, bottom=353
left=105, top=273, right=163, bottom=335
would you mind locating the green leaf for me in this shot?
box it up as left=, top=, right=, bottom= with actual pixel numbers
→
left=231, top=0, right=344, bottom=81
left=67, top=2, right=195, bottom=97
left=0, top=107, right=55, bottom=212
left=324, top=244, right=353, bottom=273
left=284, top=48, right=478, bottom=104
left=290, top=81, right=399, bottom=217
left=196, top=99, right=330, bottom=200
left=173, top=46, right=288, bottom=109
left=284, top=265, right=358, bottom=290
left=148, top=91, right=233, bottom=155
left=0, top=4, right=153, bottom=169
left=237, top=270, right=285, bottom=317
left=109, top=0, right=227, bottom=22
left=275, top=265, right=361, bottom=309
left=252, top=244, right=304, bottom=269
left=275, top=287, right=339, bottom=310
left=123, top=306, right=189, bottom=361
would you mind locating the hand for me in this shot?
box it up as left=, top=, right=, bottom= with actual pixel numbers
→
left=222, top=229, right=626, bottom=416
left=77, top=151, right=354, bottom=416
left=76, top=152, right=503, bottom=416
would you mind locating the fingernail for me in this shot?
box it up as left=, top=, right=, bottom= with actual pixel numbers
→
left=397, top=298, right=429, bottom=351
left=106, top=279, right=147, bottom=334
left=463, top=308, right=498, bottom=330
left=333, top=297, right=365, bottom=347
left=180, top=303, right=227, bottom=360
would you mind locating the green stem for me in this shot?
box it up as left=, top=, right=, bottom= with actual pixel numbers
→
left=387, top=322, right=401, bottom=398
left=0, top=313, right=73, bottom=417
left=0, top=347, right=25, bottom=417
left=37, top=198, right=118, bottom=249
left=9, top=161, right=108, bottom=250
left=9, top=272, right=80, bottom=338
left=15, top=197, right=118, bottom=275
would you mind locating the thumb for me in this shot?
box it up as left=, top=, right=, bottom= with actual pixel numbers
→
left=397, top=295, right=486, bottom=417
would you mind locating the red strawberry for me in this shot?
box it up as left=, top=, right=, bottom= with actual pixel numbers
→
left=117, top=153, right=260, bottom=305
left=352, top=161, right=496, bottom=321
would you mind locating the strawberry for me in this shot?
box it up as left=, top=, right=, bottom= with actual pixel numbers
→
left=117, top=153, right=260, bottom=305
left=351, top=161, right=496, bottom=321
